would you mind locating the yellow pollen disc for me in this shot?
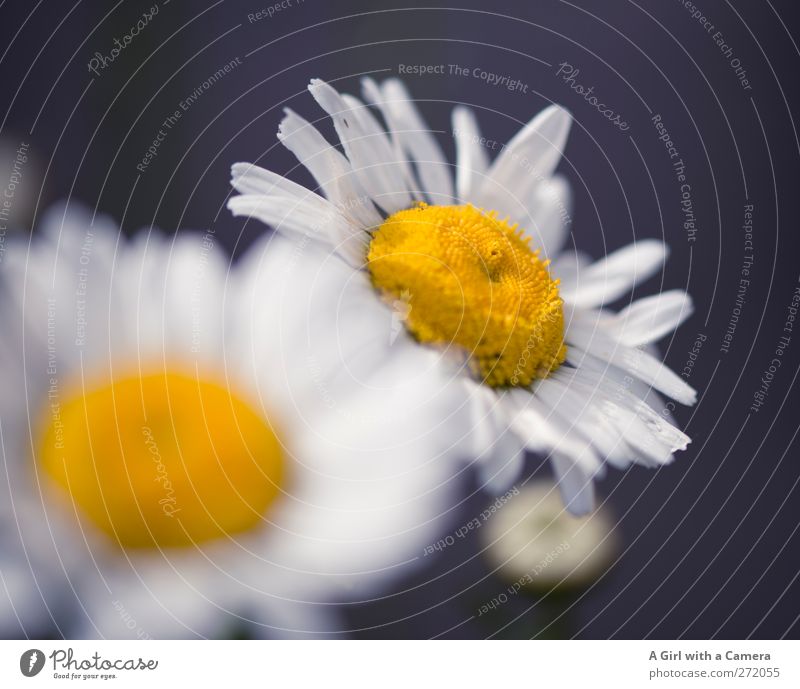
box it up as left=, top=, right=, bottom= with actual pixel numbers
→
left=38, top=371, right=284, bottom=549
left=367, top=203, right=567, bottom=388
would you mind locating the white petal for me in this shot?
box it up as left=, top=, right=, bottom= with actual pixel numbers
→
left=231, top=163, right=366, bottom=255
left=525, top=173, right=573, bottom=258
left=159, top=235, right=227, bottom=363
left=565, top=321, right=697, bottom=405
left=227, top=193, right=367, bottom=267
left=500, top=389, right=601, bottom=472
left=277, top=108, right=383, bottom=229
left=478, top=105, right=572, bottom=207
left=500, top=389, right=562, bottom=454
left=566, top=322, right=697, bottom=405
left=567, top=360, right=692, bottom=454
left=560, top=240, right=667, bottom=308
left=256, top=406, right=464, bottom=598
left=551, top=452, right=595, bottom=516
left=607, top=290, right=694, bottom=346
left=363, top=77, right=454, bottom=205
left=308, top=79, right=413, bottom=214
left=463, top=378, right=507, bottom=457
left=477, top=443, right=525, bottom=495
left=534, top=376, right=635, bottom=470
left=231, top=161, right=327, bottom=203
left=553, top=367, right=685, bottom=467
left=463, top=380, right=527, bottom=493
left=228, top=233, right=380, bottom=408
left=571, top=346, right=670, bottom=417
left=452, top=105, right=489, bottom=201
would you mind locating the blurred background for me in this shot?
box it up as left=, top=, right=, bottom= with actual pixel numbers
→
left=0, top=0, right=798, bottom=638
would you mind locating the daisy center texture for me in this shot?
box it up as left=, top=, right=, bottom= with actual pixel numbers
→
left=38, top=371, right=284, bottom=549
left=367, top=203, right=567, bottom=388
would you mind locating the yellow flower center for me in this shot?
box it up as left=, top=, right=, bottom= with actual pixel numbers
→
left=367, top=204, right=566, bottom=388
left=38, top=371, right=284, bottom=549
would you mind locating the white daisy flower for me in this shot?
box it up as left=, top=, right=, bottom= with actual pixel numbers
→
left=228, top=77, right=697, bottom=516
left=0, top=203, right=460, bottom=639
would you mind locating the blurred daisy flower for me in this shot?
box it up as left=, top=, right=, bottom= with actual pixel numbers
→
left=0, top=203, right=460, bottom=639
left=228, top=77, right=696, bottom=516
left=481, top=481, right=619, bottom=592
